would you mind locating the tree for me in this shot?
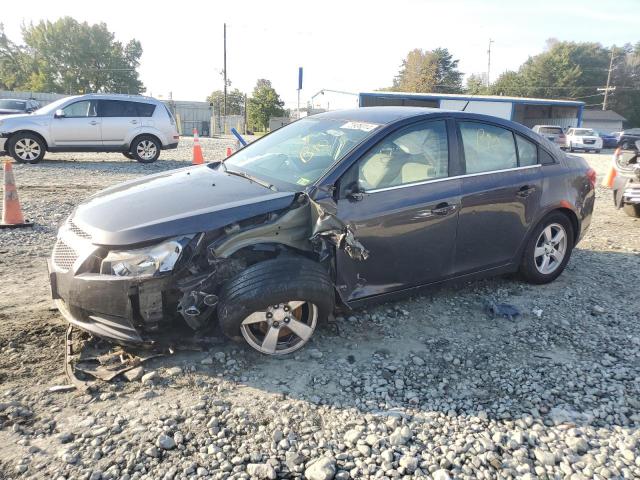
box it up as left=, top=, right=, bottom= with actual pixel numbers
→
left=0, top=17, right=143, bottom=94
left=465, top=74, right=489, bottom=95
left=247, top=79, right=285, bottom=131
left=391, top=48, right=462, bottom=93
left=206, top=88, right=245, bottom=116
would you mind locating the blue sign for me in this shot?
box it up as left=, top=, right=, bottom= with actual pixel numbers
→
left=298, top=67, right=303, bottom=91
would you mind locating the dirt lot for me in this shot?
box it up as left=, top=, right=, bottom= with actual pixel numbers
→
left=0, top=140, right=638, bottom=480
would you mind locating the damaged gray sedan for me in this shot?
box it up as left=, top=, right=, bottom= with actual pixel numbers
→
left=49, top=108, right=595, bottom=355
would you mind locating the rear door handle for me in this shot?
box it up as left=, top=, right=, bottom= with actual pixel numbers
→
left=89, top=120, right=98, bottom=125
left=517, top=185, right=536, bottom=198
left=131, top=120, right=138, bottom=124
left=430, top=203, right=457, bottom=216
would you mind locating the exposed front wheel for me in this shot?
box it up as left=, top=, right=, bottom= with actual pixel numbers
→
left=217, top=257, right=335, bottom=355
left=519, top=213, right=574, bottom=284
left=9, top=133, right=45, bottom=164
left=622, top=203, right=640, bottom=218
left=131, top=135, right=160, bottom=163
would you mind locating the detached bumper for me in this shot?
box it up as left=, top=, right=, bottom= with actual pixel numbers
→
left=48, top=259, right=169, bottom=345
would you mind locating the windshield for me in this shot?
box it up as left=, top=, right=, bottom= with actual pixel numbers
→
left=34, top=97, right=75, bottom=115
left=222, top=117, right=380, bottom=188
left=0, top=100, right=26, bottom=110
left=574, top=129, right=595, bottom=136
left=539, top=127, right=562, bottom=135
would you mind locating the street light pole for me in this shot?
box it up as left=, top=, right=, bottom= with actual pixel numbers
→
left=487, top=39, right=494, bottom=88
left=223, top=23, right=227, bottom=118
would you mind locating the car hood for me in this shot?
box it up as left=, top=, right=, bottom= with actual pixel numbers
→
left=71, top=164, right=298, bottom=246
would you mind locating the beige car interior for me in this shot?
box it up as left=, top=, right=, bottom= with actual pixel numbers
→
left=359, top=124, right=448, bottom=190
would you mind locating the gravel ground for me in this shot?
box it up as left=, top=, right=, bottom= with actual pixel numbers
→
left=0, top=140, right=639, bottom=480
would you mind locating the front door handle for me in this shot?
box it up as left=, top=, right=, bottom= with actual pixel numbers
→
left=430, top=203, right=457, bottom=216
left=131, top=120, right=138, bottom=124
left=517, top=185, right=536, bottom=198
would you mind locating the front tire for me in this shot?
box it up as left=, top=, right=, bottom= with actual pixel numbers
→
left=9, top=133, right=45, bottom=164
left=217, top=257, right=335, bottom=355
left=622, top=203, right=640, bottom=218
left=519, top=212, right=574, bottom=284
left=130, top=135, right=160, bottom=163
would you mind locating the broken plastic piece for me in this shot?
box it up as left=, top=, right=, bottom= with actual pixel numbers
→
left=485, top=302, right=521, bottom=321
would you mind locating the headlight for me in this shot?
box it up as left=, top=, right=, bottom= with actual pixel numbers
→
left=101, top=235, right=194, bottom=277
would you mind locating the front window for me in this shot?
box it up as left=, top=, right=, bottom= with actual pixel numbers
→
left=62, top=100, right=97, bottom=118
left=221, top=117, right=380, bottom=188
left=0, top=100, right=26, bottom=110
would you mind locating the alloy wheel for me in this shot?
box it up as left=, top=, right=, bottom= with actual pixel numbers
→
left=534, top=223, right=567, bottom=275
left=14, top=138, right=41, bottom=162
left=240, top=301, right=317, bottom=355
left=136, top=140, right=157, bottom=161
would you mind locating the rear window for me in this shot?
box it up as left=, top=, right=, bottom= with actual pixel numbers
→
left=538, top=127, right=562, bottom=135
left=99, top=100, right=156, bottom=117
left=574, top=129, right=595, bottom=136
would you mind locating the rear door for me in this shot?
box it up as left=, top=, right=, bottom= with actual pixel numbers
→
left=98, top=100, right=140, bottom=147
left=453, top=120, right=543, bottom=274
left=335, top=119, right=462, bottom=300
left=50, top=100, right=101, bottom=146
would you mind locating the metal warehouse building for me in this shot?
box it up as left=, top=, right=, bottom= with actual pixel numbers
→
left=359, top=92, right=585, bottom=129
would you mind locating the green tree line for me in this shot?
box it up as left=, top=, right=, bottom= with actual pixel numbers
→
left=0, top=17, right=143, bottom=94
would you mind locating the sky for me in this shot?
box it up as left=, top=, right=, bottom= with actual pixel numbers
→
left=3, top=0, right=639, bottom=110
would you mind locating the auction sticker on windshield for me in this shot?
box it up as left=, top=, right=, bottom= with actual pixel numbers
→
left=341, top=121, right=380, bottom=132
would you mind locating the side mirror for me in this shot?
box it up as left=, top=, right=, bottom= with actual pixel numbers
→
left=346, top=182, right=365, bottom=201
left=54, top=109, right=65, bottom=118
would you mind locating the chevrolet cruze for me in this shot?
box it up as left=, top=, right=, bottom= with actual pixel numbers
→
left=49, top=108, right=596, bottom=355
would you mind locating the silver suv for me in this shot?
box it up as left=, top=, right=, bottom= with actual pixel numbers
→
left=0, top=94, right=179, bottom=164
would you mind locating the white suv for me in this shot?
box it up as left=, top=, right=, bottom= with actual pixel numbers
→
left=565, top=127, right=603, bottom=153
left=0, top=94, right=179, bottom=164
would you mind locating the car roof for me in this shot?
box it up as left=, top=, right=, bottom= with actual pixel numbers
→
left=309, top=107, right=539, bottom=137
left=73, top=93, right=158, bottom=103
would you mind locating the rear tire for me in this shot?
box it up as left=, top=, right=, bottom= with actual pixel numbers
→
left=9, top=133, right=45, bottom=164
left=130, top=135, right=160, bottom=163
left=122, top=152, right=135, bottom=160
left=519, top=212, right=574, bottom=284
left=217, top=257, right=334, bottom=355
left=595, top=150, right=601, bottom=154
left=569, top=143, right=574, bottom=153
left=622, top=203, right=640, bottom=218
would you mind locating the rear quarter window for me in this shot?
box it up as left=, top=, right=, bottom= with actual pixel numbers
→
left=539, top=148, right=556, bottom=165
left=136, top=102, right=156, bottom=117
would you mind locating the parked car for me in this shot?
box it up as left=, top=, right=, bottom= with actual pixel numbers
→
left=617, top=128, right=640, bottom=150
left=565, top=128, right=603, bottom=153
left=0, top=94, right=179, bottom=164
left=596, top=130, right=619, bottom=149
left=48, top=108, right=596, bottom=355
left=611, top=146, right=640, bottom=217
left=0, top=98, right=40, bottom=115
left=531, top=125, right=566, bottom=149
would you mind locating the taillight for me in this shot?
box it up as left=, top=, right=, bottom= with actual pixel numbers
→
left=586, top=168, right=597, bottom=189
left=559, top=134, right=565, bottom=139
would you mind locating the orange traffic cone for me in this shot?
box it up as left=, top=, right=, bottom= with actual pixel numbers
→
left=1, top=160, right=33, bottom=229
left=192, top=128, right=204, bottom=165
left=602, top=149, right=618, bottom=188
left=226, top=147, right=233, bottom=158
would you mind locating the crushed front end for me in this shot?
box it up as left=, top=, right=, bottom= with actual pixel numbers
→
left=48, top=193, right=366, bottom=346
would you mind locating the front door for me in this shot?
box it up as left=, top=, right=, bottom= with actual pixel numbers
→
left=98, top=100, right=140, bottom=147
left=453, top=120, right=543, bottom=274
left=50, top=100, right=101, bottom=147
left=335, top=119, right=461, bottom=301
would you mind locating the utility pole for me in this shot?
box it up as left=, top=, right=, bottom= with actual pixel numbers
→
left=223, top=23, right=227, bottom=118
left=487, top=39, right=494, bottom=88
left=602, top=47, right=616, bottom=111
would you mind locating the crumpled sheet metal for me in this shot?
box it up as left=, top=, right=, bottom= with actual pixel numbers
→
left=308, top=196, right=369, bottom=261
